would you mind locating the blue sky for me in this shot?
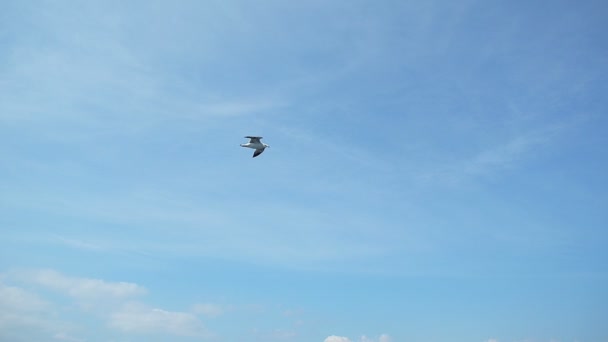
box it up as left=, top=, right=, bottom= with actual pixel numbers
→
left=1, top=0, right=607, bottom=341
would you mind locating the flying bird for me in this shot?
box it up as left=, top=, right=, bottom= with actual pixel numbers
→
left=240, top=136, right=270, bottom=158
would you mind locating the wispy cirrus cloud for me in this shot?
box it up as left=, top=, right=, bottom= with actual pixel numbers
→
left=0, top=2, right=288, bottom=143
left=2, top=178, right=394, bottom=271
left=418, top=124, right=564, bottom=185
left=51, top=235, right=105, bottom=252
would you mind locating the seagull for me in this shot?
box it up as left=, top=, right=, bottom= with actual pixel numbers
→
left=240, top=136, right=270, bottom=158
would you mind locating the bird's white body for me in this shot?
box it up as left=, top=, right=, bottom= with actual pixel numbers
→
left=241, top=136, right=269, bottom=157
left=240, top=142, right=266, bottom=149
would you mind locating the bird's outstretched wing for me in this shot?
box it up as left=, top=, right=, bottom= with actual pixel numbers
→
left=245, top=136, right=262, bottom=144
left=252, top=149, right=264, bottom=158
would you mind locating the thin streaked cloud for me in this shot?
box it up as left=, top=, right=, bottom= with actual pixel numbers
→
left=1, top=0, right=606, bottom=341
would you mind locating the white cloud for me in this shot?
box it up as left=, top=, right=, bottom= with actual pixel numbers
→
left=326, top=334, right=393, bottom=342
left=24, top=269, right=146, bottom=299
left=0, top=281, right=75, bottom=341
left=486, top=339, right=499, bottom=342
left=109, top=302, right=207, bottom=337
left=378, top=334, right=393, bottom=342
left=360, top=335, right=393, bottom=342
left=325, top=336, right=352, bottom=342
left=53, top=332, right=86, bottom=342
left=0, top=282, right=49, bottom=312
left=3, top=269, right=218, bottom=340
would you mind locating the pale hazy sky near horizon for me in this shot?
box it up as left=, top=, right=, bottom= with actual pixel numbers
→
left=1, top=1, right=607, bottom=341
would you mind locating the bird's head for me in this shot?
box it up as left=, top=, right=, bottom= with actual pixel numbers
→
left=264, top=144, right=270, bottom=148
